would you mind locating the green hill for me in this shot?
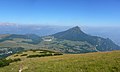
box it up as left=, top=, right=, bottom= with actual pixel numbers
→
left=0, top=50, right=120, bottom=72
left=0, top=34, right=42, bottom=44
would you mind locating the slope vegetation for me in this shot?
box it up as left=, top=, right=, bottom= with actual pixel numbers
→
left=0, top=51, right=119, bottom=72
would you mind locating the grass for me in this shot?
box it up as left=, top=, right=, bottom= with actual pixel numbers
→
left=7, top=50, right=62, bottom=59
left=0, top=51, right=120, bottom=72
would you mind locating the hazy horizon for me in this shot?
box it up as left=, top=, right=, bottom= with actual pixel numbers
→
left=0, top=23, right=120, bottom=45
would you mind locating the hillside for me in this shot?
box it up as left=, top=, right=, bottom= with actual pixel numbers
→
left=52, top=26, right=120, bottom=51
left=0, top=34, right=42, bottom=58
left=0, top=50, right=120, bottom=72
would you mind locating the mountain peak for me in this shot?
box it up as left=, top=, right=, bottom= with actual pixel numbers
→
left=68, top=26, right=83, bottom=33
left=52, top=26, right=87, bottom=41
left=73, top=26, right=80, bottom=28
left=52, top=26, right=120, bottom=52
left=71, top=26, right=80, bottom=30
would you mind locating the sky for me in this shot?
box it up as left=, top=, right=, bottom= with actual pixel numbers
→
left=0, top=0, right=120, bottom=26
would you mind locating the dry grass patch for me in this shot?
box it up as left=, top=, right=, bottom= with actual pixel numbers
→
left=0, top=51, right=120, bottom=72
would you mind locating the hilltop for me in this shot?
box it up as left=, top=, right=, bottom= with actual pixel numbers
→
left=0, top=50, right=120, bottom=72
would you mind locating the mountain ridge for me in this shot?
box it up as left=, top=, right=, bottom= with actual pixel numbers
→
left=52, top=26, right=120, bottom=51
left=0, top=26, right=120, bottom=57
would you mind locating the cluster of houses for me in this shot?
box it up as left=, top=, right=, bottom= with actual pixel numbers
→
left=42, top=36, right=54, bottom=42
left=0, top=48, right=13, bottom=58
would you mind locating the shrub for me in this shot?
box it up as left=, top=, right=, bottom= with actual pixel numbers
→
left=27, top=55, right=40, bottom=58
left=0, top=59, right=10, bottom=67
left=7, top=59, right=13, bottom=63
left=29, top=49, right=37, bottom=52
left=27, top=54, right=53, bottom=58
left=20, top=54, right=27, bottom=56
left=12, top=58, right=21, bottom=62
left=54, top=53, right=63, bottom=56
left=39, top=51, right=47, bottom=53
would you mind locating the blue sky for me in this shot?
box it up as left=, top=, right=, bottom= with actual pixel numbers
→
left=0, top=0, right=120, bottom=26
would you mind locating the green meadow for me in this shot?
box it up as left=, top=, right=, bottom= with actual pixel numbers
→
left=0, top=50, right=120, bottom=72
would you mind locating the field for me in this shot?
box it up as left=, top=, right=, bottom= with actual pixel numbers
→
left=0, top=51, right=120, bottom=72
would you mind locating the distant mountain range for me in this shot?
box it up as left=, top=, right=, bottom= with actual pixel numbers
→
left=0, top=23, right=120, bottom=45
left=0, top=23, right=69, bottom=36
left=0, top=26, right=120, bottom=58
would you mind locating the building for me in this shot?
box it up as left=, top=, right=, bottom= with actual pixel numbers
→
left=42, top=36, right=54, bottom=42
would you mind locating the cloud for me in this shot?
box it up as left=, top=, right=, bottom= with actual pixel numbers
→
left=0, top=22, right=17, bottom=26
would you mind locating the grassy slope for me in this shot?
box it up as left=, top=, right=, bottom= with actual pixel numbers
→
left=0, top=38, right=40, bottom=49
left=0, top=51, right=120, bottom=72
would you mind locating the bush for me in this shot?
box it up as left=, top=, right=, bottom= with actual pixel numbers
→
left=0, top=59, right=10, bottom=67
left=13, top=58, right=21, bottom=62
left=27, top=53, right=63, bottom=58
left=39, top=51, right=47, bottom=53
left=20, top=54, right=27, bottom=56
left=54, top=53, right=63, bottom=56
left=27, top=54, right=53, bottom=58
left=7, top=59, right=13, bottom=63
left=41, top=50, right=56, bottom=53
